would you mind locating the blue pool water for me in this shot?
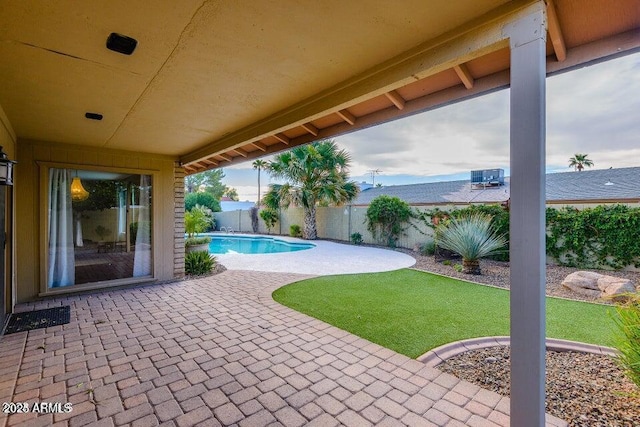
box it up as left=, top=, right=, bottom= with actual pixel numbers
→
left=207, top=234, right=315, bottom=254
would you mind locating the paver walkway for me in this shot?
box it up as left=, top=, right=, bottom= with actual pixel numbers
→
left=0, top=271, right=566, bottom=427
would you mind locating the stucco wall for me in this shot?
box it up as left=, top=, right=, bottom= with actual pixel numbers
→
left=15, top=139, right=179, bottom=303
left=0, top=105, right=17, bottom=312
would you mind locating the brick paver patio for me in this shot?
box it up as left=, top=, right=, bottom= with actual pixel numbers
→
left=0, top=271, right=566, bottom=427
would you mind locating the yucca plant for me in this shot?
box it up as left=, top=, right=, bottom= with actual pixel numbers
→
left=612, top=293, right=640, bottom=390
left=436, top=213, right=507, bottom=274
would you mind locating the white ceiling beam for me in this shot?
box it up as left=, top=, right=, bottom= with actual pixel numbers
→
left=218, top=153, right=233, bottom=162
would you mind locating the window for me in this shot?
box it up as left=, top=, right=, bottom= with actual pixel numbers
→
left=47, top=168, right=153, bottom=288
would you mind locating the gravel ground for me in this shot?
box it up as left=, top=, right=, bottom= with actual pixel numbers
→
left=439, top=346, right=639, bottom=426
left=397, top=249, right=640, bottom=304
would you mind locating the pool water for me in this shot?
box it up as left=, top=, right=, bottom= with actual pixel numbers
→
left=208, top=235, right=315, bottom=254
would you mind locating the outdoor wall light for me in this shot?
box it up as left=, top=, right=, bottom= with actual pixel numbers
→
left=0, top=146, right=16, bottom=186
left=71, top=172, right=89, bottom=202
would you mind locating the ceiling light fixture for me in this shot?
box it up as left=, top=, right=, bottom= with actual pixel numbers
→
left=71, top=172, right=90, bottom=202
left=106, top=33, right=138, bottom=55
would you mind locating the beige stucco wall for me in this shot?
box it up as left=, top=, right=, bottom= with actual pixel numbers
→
left=15, top=139, right=179, bottom=303
left=0, top=105, right=17, bottom=312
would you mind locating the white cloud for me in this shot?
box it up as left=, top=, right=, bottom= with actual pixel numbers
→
left=224, top=52, right=639, bottom=201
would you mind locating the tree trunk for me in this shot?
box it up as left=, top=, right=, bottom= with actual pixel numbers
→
left=462, top=258, right=481, bottom=275
left=303, top=205, right=317, bottom=240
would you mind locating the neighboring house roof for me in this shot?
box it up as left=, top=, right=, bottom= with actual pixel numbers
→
left=220, top=201, right=256, bottom=212
left=353, top=167, right=640, bottom=205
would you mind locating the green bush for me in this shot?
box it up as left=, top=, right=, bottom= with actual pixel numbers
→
left=289, top=224, right=302, bottom=237
left=185, top=251, right=215, bottom=276
left=366, top=195, right=413, bottom=247
left=185, top=192, right=221, bottom=212
left=350, top=232, right=363, bottom=245
left=185, top=205, right=214, bottom=237
left=260, top=209, right=279, bottom=233
left=420, top=240, right=436, bottom=256
left=453, top=264, right=463, bottom=273
left=612, top=293, right=640, bottom=390
left=185, top=236, right=212, bottom=247
left=546, top=205, right=640, bottom=269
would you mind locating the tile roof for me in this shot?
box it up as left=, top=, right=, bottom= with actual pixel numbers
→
left=352, top=167, right=640, bottom=205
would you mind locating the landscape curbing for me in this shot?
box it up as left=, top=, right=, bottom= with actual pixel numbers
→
left=417, top=336, right=618, bottom=367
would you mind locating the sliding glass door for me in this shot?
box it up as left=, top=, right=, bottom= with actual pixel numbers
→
left=47, top=168, right=153, bottom=288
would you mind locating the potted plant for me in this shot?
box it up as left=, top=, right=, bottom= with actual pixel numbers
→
left=185, top=205, right=213, bottom=253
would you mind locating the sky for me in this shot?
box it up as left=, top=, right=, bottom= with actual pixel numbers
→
left=221, top=52, right=639, bottom=202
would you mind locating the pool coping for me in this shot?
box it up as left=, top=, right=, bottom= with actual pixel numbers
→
left=207, top=233, right=417, bottom=276
left=417, top=336, right=618, bottom=367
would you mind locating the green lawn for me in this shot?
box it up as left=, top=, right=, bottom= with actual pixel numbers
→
left=272, top=269, right=616, bottom=358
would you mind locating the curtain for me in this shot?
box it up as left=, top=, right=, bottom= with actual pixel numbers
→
left=117, top=187, right=126, bottom=238
left=74, top=211, right=84, bottom=247
left=133, top=175, right=152, bottom=276
left=48, top=169, right=75, bottom=287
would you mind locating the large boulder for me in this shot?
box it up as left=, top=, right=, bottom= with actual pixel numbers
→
left=562, top=271, right=636, bottom=301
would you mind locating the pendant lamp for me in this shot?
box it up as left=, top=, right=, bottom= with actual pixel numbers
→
left=71, top=172, right=89, bottom=202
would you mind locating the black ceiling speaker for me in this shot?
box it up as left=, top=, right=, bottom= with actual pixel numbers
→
left=106, top=33, right=137, bottom=55
left=85, top=112, right=103, bottom=121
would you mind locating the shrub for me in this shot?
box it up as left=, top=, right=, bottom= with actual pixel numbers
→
left=612, top=293, right=640, bottom=390
left=420, top=240, right=436, bottom=256
left=416, top=205, right=509, bottom=261
left=260, top=209, right=279, bottom=234
left=366, top=195, right=413, bottom=247
left=442, top=260, right=452, bottom=266
left=185, top=236, right=212, bottom=247
left=453, top=264, right=463, bottom=273
left=185, top=205, right=213, bottom=237
left=289, top=224, right=302, bottom=237
left=185, top=192, right=221, bottom=212
left=350, top=232, right=363, bottom=245
left=436, top=213, right=507, bottom=275
left=546, top=205, right=640, bottom=269
left=185, top=251, right=215, bottom=276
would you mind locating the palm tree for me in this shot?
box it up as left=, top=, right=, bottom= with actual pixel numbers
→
left=263, top=139, right=359, bottom=239
left=436, top=213, right=507, bottom=275
left=252, top=159, right=268, bottom=205
left=568, top=154, right=594, bottom=171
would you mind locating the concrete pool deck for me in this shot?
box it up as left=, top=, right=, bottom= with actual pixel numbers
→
left=212, top=234, right=416, bottom=275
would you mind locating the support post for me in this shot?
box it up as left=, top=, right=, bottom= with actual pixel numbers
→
left=505, top=4, right=547, bottom=426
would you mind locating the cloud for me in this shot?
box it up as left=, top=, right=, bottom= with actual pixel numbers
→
left=224, top=52, right=639, bottom=200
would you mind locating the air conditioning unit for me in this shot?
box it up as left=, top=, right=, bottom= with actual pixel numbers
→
left=471, top=169, right=504, bottom=189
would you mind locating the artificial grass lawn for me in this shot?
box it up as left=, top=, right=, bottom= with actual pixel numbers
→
left=272, top=269, right=616, bottom=358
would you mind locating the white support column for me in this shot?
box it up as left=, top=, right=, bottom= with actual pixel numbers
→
left=504, top=3, right=547, bottom=426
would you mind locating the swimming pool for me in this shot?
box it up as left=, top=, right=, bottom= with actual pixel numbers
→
left=207, top=234, right=315, bottom=254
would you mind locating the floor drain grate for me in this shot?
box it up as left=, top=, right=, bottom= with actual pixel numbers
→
left=4, top=306, right=71, bottom=334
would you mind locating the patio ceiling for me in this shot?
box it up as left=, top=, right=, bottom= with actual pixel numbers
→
left=0, top=0, right=638, bottom=174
